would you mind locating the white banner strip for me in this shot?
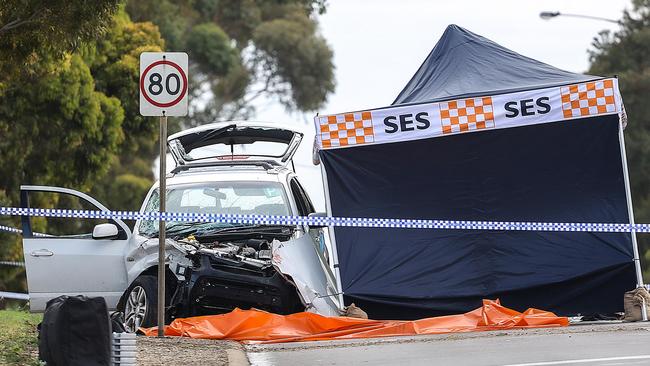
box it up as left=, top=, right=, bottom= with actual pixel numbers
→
left=0, top=206, right=648, bottom=233
left=315, top=78, right=621, bottom=150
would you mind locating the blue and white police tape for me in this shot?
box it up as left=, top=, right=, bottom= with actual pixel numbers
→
left=0, top=260, right=25, bottom=267
left=0, top=223, right=50, bottom=237
left=1, top=206, right=649, bottom=233
left=0, top=224, right=23, bottom=235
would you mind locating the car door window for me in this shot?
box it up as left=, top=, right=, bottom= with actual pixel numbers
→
left=289, top=178, right=314, bottom=216
left=23, top=191, right=122, bottom=239
left=294, top=179, right=315, bottom=214
left=290, top=178, right=331, bottom=263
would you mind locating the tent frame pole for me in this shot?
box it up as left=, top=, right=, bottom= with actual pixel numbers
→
left=320, top=163, right=345, bottom=310
left=618, top=118, right=647, bottom=320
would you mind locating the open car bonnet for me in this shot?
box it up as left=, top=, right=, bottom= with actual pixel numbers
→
left=167, top=121, right=304, bottom=166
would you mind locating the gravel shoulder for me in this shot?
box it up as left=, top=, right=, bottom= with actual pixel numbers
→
left=137, top=336, right=248, bottom=366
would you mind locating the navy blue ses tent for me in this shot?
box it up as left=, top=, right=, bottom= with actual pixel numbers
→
left=314, top=25, right=641, bottom=319
left=393, top=25, right=597, bottom=105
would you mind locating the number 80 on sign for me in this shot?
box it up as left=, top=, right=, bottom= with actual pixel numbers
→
left=139, top=52, right=189, bottom=117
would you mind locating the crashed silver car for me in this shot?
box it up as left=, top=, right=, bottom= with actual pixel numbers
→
left=20, top=122, right=341, bottom=332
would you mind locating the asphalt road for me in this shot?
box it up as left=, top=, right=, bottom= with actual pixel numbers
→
left=246, top=322, right=650, bottom=366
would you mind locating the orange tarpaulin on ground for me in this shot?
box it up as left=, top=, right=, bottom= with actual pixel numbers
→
left=141, top=299, right=568, bottom=343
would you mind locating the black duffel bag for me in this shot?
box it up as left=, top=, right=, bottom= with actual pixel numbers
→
left=38, top=295, right=111, bottom=366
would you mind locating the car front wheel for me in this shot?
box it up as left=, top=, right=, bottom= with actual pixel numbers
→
left=122, top=275, right=158, bottom=333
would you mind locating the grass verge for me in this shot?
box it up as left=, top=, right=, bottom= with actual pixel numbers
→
left=0, top=310, right=42, bottom=366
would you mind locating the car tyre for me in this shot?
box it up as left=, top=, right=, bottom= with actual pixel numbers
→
left=122, top=275, right=158, bottom=333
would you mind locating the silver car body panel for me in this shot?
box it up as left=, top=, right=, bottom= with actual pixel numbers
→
left=272, top=236, right=341, bottom=316
left=21, top=122, right=341, bottom=316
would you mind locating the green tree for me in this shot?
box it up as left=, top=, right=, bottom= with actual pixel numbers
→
left=589, top=0, right=650, bottom=277
left=0, top=1, right=335, bottom=295
left=0, top=5, right=163, bottom=294
left=0, top=54, right=125, bottom=293
left=82, top=11, right=165, bottom=211
left=0, top=0, right=121, bottom=90
left=126, top=0, right=335, bottom=125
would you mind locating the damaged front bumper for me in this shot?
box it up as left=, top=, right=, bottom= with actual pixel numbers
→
left=166, top=232, right=341, bottom=320
left=170, top=251, right=303, bottom=317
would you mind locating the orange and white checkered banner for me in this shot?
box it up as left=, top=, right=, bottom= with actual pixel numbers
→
left=315, top=78, right=623, bottom=150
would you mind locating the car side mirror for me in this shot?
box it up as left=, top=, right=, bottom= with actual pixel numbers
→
left=307, top=212, right=328, bottom=228
left=93, top=223, right=119, bottom=240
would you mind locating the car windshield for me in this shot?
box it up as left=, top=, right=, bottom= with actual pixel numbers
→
left=138, top=181, right=290, bottom=237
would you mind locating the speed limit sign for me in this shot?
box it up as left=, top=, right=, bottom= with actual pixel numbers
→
left=139, top=52, right=188, bottom=116
left=140, top=51, right=190, bottom=337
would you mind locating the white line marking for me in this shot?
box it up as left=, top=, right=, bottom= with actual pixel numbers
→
left=502, top=355, right=650, bottom=366
left=247, top=353, right=274, bottom=366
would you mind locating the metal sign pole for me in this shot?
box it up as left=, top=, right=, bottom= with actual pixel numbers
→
left=140, top=51, right=186, bottom=334
left=157, top=113, right=167, bottom=337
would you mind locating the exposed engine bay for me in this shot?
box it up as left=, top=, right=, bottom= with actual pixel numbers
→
left=167, top=231, right=306, bottom=319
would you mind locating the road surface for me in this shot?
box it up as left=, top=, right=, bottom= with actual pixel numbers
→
left=246, top=322, right=650, bottom=366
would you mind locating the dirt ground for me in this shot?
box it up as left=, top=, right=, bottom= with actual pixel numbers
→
left=137, top=336, right=248, bottom=366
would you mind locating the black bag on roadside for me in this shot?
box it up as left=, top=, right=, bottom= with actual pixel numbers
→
left=38, top=295, right=111, bottom=366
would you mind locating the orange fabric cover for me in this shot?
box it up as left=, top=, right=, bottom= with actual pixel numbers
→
left=141, top=299, right=568, bottom=343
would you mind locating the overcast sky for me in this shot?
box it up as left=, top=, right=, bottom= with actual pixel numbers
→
left=253, top=0, right=629, bottom=210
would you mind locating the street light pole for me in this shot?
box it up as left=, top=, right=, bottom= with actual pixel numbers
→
left=540, top=11, right=621, bottom=24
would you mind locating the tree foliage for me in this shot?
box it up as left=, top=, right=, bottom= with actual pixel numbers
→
left=0, top=55, right=125, bottom=192
left=0, top=0, right=121, bottom=89
left=126, top=0, right=335, bottom=124
left=252, top=9, right=334, bottom=111
left=0, top=1, right=335, bottom=295
left=589, top=0, right=650, bottom=276
left=82, top=11, right=165, bottom=211
left=0, top=53, right=126, bottom=291
left=187, top=23, right=237, bottom=76
left=0, top=4, right=162, bottom=293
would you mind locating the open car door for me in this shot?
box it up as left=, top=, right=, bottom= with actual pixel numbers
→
left=167, top=121, right=303, bottom=167
left=20, top=185, right=132, bottom=311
